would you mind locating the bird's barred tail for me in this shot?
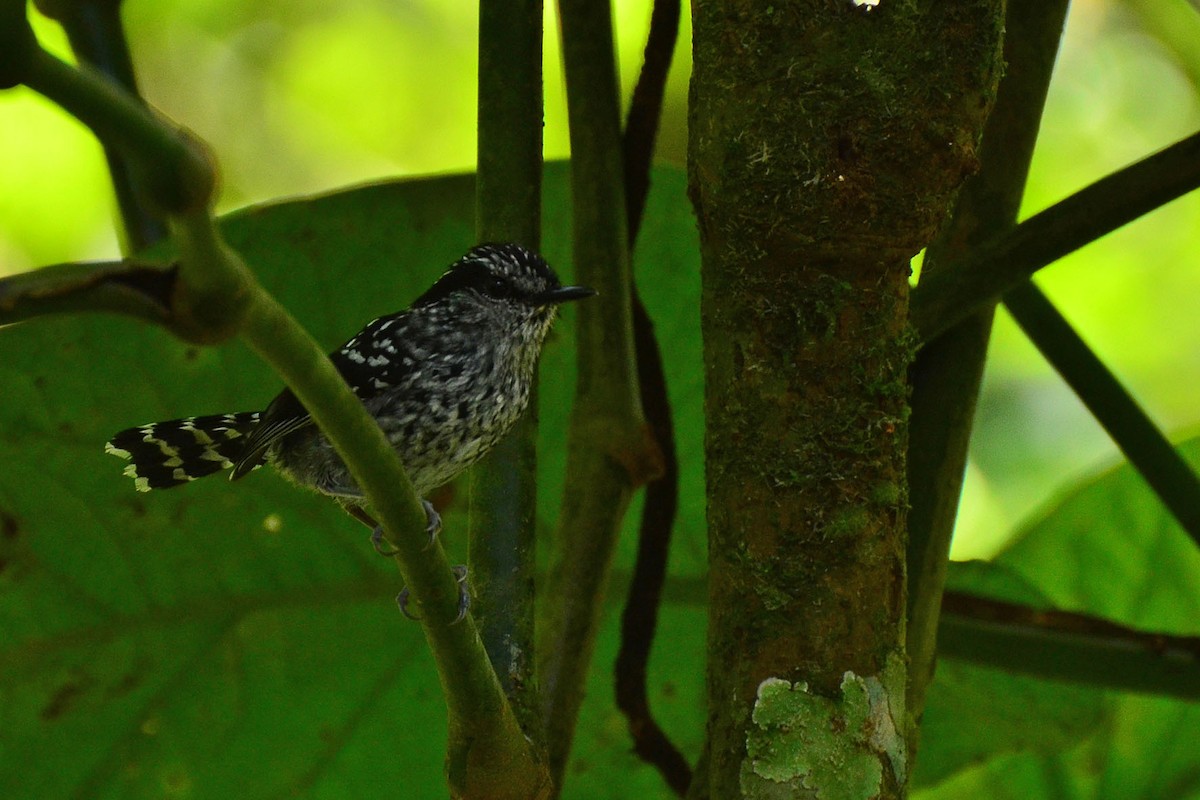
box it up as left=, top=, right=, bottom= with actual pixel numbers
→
left=105, top=412, right=261, bottom=492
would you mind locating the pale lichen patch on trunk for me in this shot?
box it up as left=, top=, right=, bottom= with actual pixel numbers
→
left=743, top=657, right=907, bottom=799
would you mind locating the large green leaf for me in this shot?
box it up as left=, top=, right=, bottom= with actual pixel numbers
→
left=0, top=163, right=706, bottom=798
left=912, top=560, right=1108, bottom=790
left=915, top=437, right=1200, bottom=799
left=998, top=436, right=1200, bottom=633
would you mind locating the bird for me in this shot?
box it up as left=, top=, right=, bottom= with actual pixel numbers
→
left=106, top=243, right=593, bottom=615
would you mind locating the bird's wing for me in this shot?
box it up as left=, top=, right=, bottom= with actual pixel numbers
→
left=230, top=312, right=415, bottom=478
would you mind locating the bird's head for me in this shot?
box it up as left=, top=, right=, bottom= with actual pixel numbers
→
left=413, top=243, right=594, bottom=335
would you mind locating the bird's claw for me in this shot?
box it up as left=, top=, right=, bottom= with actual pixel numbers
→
left=449, top=564, right=470, bottom=624
left=395, top=586, right=419, bottom=620
left=368, top=498, right=440, bottom=556
left=421, top=499, right=442, bottom=550
left=395, top=564, right=470, bottom=624
left=370, top=525, right=400, bottom=556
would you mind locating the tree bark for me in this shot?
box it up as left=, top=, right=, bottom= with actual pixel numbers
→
left=688, top=2, right=1004, bottom=797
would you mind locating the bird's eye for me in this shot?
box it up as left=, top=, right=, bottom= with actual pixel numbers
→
left=484, top=277, right=509, bottom=297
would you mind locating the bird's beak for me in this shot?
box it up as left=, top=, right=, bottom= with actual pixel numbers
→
left=537, top=285, right=596, bottom=305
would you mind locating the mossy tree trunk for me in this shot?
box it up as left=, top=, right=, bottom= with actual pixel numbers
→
left=688, top=2, right=1004, bottom=797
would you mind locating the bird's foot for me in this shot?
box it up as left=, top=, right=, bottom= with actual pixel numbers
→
left=365, top=499, right=440, bottom=556
left=396, top=565, right=470, bottom=624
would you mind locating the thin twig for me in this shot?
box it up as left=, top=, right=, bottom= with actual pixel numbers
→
left=912, top=130, right=1200, bottom=343
left=45, top=0, right=168, bottom=251
left=616, top=298, right=690, bottom=795
left=623, top=0, right=680, bottom=247
left=1003, top=282, right=1200, bottom=547
left=940, top=591, right=1200, bottom=700
left=613, top=0, right=691, bottom=793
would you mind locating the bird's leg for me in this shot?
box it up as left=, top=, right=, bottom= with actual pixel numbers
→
left=339, top=500, right=440, bottom=555
left=338, top=503, right=401, bottom=556
left=396, top=565, right=470, bottom=624
left=341, top=502, right=377, bottom=530
left=339, top=499, right=462, bottom=622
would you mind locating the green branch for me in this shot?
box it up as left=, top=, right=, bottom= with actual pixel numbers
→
left=0, top=259, right=172, bottom=327
left=906, top=0, right=1069, bottom=725
left=539, top=0, right=653, bottom=785
left=22, top=45, right=214, bottom=216
left=476, top=0, right=543, bottom=240
left=608, top=571, right=1200, bottom=700
left=41, top=0, right=168, bottom=251
left=1003, top=282, right=1200, bottom=547
left=472, top=0, right=546, bottom=748
left=939, top=592, right=1200, bottom=700
left=221, top=262, right=546, bottom=798
left=912, top=129, right=1200, bottom=343
left=0, top=0, right=36, bottom=89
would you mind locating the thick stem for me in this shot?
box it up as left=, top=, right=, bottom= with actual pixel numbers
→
left=10, top=19, right=545, bottom=794
left=540, top=0, right=650, bottom=787
left=690, top=3, right=1003, bottom=796
left=472, top=0, right=545, bottom=745
left=238, top=290, right=547, bottom=799
left=906, top=0, right=1070, bottom=734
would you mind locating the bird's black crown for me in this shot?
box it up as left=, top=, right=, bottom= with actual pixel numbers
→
left=413, top=243, right=561, bottom=308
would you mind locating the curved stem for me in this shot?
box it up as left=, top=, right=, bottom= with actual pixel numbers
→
left=623, top=0, right=680, bottom=248
left=616, top=297, right=689, bottom=794
left=0, top=259, right=173, bottom=327
left=614, top=0, right=690, bottom=792
left=22, top=44, right=214, bottom=216
left=45, top=0, right=168, bottom=251
left=8, top=17, right=544, bottom=796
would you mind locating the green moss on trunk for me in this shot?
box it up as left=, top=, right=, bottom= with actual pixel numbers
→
left=689, top=2, right=1004, bottom=797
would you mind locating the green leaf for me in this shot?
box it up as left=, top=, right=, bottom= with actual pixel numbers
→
left=998, top=436, right=1200, bottom=632
left=912, top=561, right=1108, bottom=791
left=0, top=163, right=705, bottom=798
left=914, top=437, right=1200, bottom=798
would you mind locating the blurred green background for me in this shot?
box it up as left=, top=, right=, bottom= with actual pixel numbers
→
left=1, top=0, right=1198, bottom=559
